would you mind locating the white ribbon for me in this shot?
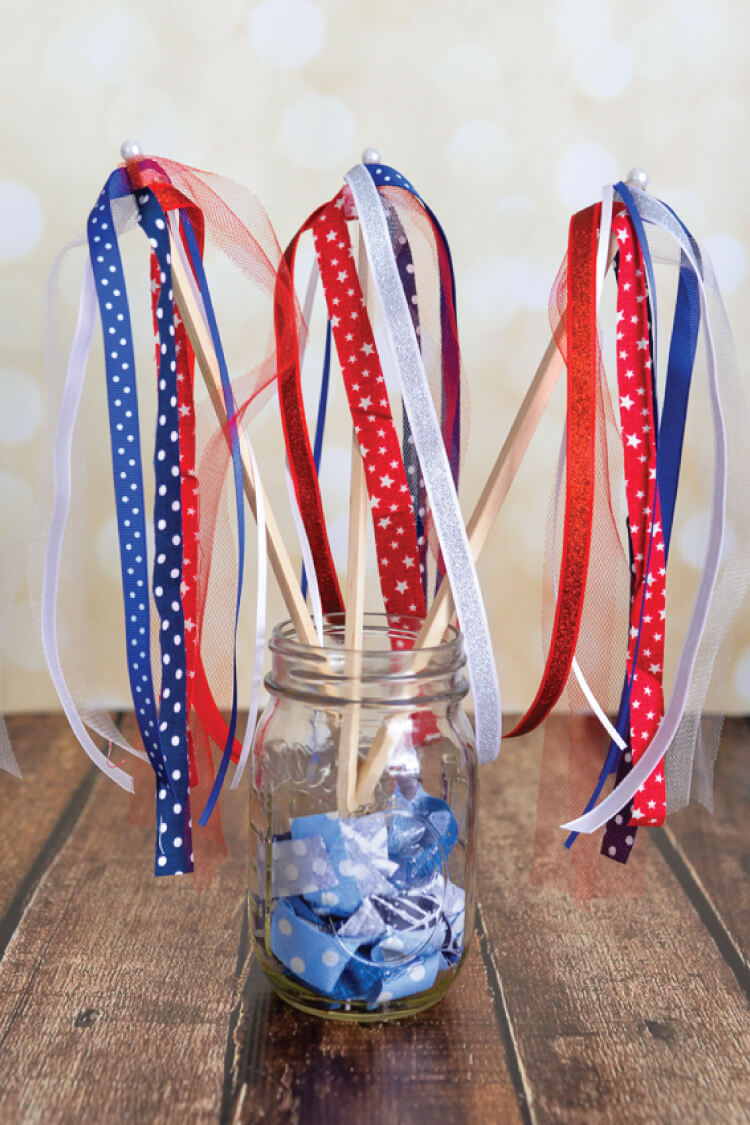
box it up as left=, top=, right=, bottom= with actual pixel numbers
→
left=562, top=187, right=728, bottom=833
left=345, top=163, right=502, bottom=763
left=37, top=229, right=145, bottom=763
left=41, top=259, right=134, bottom=792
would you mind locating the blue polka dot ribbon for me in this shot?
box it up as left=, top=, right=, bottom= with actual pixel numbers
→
left=88, top=172, right=192, bottom=875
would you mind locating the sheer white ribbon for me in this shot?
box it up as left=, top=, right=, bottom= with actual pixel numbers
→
left=41, top=258, right=134, bottom=791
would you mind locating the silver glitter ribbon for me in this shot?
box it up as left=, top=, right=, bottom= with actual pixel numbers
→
left=345, top=164, right=502, bottom=763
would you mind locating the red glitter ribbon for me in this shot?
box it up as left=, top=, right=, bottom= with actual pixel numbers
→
left=507, top=204, right=600, bottom=738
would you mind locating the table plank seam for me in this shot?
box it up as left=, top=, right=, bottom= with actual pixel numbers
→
left=221, top=903, right=253, bottom=1124
left=0, top=857, right=93, bottom=1057
left=0, top=761, right=99, bottom=966
left=653, top=827, right=750, bottom=1000
left=226, top=956, right=278, bottom=1121
left=476, top=901, right=537, bottom=1125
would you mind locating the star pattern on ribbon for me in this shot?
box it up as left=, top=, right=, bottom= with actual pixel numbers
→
left=312, top=200, right=427, bottom=619
left=602, top=206, right=666, bottom=862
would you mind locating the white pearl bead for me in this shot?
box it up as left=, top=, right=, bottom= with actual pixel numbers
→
left=120, top=138, right=143, bottom=162
left=361, top=147, right=382, bottom=165
left=625, top=166, right=650, bottom=190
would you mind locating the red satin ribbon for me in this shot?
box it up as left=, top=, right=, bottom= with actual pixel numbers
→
left=507, top=203, right=601, bottom=738
left=274, top=202, right=345, bottom=616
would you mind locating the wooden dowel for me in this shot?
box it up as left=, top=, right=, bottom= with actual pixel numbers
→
left=169, top=234, right=318, bottom=647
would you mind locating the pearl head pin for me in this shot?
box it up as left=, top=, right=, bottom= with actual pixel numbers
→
left=625, top=166, right=650, bottom=191
left=361, top=147, right=382, bottom=165
left=120, top=139, right=143, bottom=162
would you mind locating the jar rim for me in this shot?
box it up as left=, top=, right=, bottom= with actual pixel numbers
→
left=269, top=612, right=463, bottom=660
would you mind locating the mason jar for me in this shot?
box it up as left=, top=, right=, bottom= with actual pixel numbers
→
left=248, top=613, right=478, bottom=1021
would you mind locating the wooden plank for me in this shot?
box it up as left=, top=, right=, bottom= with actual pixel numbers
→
left=663, top=716, right=750, bottom=973
left=229, top=935, right=525, bottom=1125
left=478, top=720, right=750, bottom=1125
left=0, top=714, right=94, bottom=928
left=0, top=714, right=249, bottom=1125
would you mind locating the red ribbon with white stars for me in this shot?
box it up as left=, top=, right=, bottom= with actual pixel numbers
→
left=615, top=206, right=666, bottom=829
left=311, top=197, right=427, bottom=618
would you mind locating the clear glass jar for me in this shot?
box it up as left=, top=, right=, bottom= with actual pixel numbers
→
left=248, top=613, right=478, bottom=1022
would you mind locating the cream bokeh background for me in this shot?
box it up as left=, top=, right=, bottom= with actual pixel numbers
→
left=1, top=0, right=749, bottom=715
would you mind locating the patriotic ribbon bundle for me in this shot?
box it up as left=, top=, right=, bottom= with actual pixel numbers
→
left=33, top=153, right=303, bottom=875
left=1, top=147, right=745, bottom=897
left=22, top=149, right=504, bottom=883
left=530, top=179, right=750, bottom=868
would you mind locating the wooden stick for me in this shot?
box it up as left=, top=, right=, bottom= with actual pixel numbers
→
left=336, top=229, right=370, bottom=815
left=354, top=229, right=620, bottom=805
left=169, top=233, right=318, bottom=647
left=337, top=437, right=368, bottom=815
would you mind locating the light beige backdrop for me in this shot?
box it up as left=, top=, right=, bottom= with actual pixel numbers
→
left=1, top=0, right=748, bottom=715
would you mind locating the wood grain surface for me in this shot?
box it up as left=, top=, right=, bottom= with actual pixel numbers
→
left=665, top=716, right=750, bottom=971
left=477, top=721, right=750, bottom=1125
left=0, top=714, right=747, bottom=1125
left=228, top=933, right=524, bottom=1125
left=0, top=714, right=95, bottom=932
left=0, top=715, right=249, bottom=1124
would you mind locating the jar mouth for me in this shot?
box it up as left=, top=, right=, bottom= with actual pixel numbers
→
left=266, top=613, right=467, bottom=706
left=269, top=613, right=463, bottom=659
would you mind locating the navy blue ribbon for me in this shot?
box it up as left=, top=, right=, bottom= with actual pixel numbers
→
left=365, top=162, right=462, bottom=597
left=301, top=318, right=332, bottom=602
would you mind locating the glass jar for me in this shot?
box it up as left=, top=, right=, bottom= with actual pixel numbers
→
left=248, top=613, right=478, bottom=1022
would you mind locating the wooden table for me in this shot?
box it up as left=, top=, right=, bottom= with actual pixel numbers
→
left=0, top=714, right=747, bottom=1124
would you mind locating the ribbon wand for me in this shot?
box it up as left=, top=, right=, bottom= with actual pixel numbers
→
left=119, top=142, right=317, bottom=648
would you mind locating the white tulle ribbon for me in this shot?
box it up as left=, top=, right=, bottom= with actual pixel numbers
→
left=345, top=163, right=502, bottom=764
left=41, top=259, right=134, bottom=792
left=596, top=184, right=614, bottom=312
left=562, top=187, right=728, bottom=834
